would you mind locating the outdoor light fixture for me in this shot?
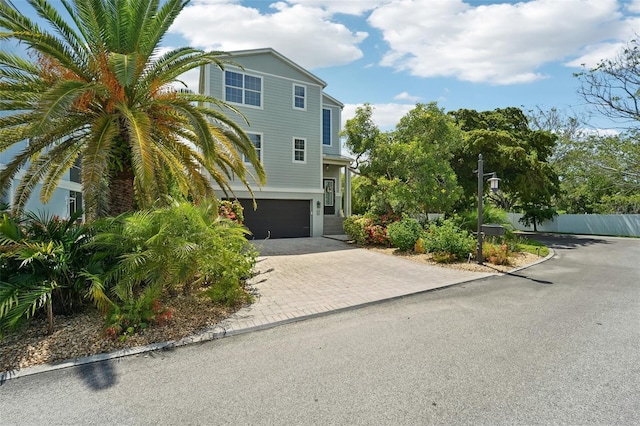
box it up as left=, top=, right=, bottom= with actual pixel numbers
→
left=488, top=173, right=500, bottom=193
left=477, top=154, right=500, bottom=265
left=316, top=200, right=321, bottom=209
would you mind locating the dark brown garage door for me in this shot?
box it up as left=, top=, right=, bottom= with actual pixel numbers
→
left=238, top=199, right=311, bottom=239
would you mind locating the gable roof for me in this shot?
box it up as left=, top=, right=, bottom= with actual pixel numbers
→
left=220, top=48, right=327, bottom=88
left=323, top=92, right=344, bottom=109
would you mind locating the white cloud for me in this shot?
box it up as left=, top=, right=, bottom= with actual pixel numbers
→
left=342, top=103, right=415, bottom=131
left=368, top=0, right=628, bottom=85
left=566, top=16, right=640, bottom=68
left=626, top=0, right=640, bottom=13
left=286, top=0, right=386, bottom=15
left=174, top=68, right=200, bottom=93
left=394, top=91, right=420, bottom=102
left=170, top=0, right=368, bottom=69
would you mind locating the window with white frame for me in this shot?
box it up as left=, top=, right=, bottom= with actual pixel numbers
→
left=69, top=190, right=82, bottom=217
left=293, top=84, right=306, bottom=110
left=293, top=138, right=306, bottom=163
left=225, top=70, right=262, bottom=107
left=322, top=108, right=331, bottom=146
left=244, top=133, right=262, bottom=163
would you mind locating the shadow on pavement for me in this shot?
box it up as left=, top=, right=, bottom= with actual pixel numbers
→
left=250, top=237, right=356, bottom=256
left=481, top=262, right=554, bottom=285
left=75, top=360, right=117, bottom=390
left=503, top=271, right=553, bottom=285
left=521, top=233, right=610, bottom=250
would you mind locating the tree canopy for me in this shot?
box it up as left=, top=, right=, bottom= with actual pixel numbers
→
left=343, top=103, right=462, bottom=216
left=0, top=0, right=265, bottom=220
left=448, top=107, right=559, bottom=229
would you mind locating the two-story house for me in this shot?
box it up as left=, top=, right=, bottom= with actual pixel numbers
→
left=201, top=48, right=352, bottom=238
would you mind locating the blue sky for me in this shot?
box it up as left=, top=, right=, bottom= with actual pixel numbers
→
left=163, top=0, right=639, bottom=132
left=15, top=0, right=640, bottom=132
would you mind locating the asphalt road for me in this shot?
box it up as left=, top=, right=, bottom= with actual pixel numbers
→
left=1, top=234, right=638, bottom=425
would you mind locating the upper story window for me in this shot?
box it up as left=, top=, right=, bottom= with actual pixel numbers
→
left=70, top=157, right=81, bottom=183
left=293, top=84, right=306, bottom=110
left=293, top=138, right=306, bottom=163
left=244, top=133, right=262, bottom=163
left=225, top=70, right=262, bottom=107
left=322, top=108, right=331, bottom=146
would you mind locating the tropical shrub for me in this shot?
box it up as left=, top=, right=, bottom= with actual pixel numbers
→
left=387, top=217, right=423, bottom=251
left=0, top=210, right=106, bottom=336
left=456, top=205, right=513, bottom=235
left=424, top=219, right=475, bottom=263
left=343, top=215, right=368, bottom=245
left=92, top=201, right=257, bottom=321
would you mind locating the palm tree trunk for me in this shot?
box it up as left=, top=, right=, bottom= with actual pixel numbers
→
left=46, top=297, right=54, bottom=335
left=109, top=162, right=135, bottom=216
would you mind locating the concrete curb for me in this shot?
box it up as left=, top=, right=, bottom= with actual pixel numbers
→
left=1, top=249, right=555, bottom=383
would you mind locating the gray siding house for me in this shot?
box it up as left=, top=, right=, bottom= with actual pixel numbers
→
left=201, top=48, right=352, bottom=238
left=0, top=0, right=82, bottom=218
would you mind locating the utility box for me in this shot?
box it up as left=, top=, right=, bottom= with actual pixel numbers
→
left=482, top=224, right=505, bottom=236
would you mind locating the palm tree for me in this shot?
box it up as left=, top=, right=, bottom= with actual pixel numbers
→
left=0, top=0, right=265, bottom=220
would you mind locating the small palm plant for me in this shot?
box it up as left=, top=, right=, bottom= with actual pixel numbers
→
left=0, top=210, right=108, bottom=336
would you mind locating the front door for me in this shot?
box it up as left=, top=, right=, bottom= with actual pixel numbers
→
left=323, top=178, right=335, bottom=215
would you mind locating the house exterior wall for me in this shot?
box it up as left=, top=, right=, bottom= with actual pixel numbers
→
left=206, top=60, right=323, bottom=192
left=203, top=49, right=346, bottom=237
left=322, top=98, right=342, bottom=157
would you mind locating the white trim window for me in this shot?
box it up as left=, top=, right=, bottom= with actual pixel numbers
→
left=293, top=137, right=306, bottom=163
left=225, top=70, right=262, bottom=107
left=244, top=132, right=262, bottom=163
left=322, top=108, right=331, bottom=146
left=293, top=84, right=306, bottom=110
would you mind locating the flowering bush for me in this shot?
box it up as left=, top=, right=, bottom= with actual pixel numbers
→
left=218, top=200, right=244, bottom=224
left=365, top=223, right=389, bottom=246
left=343, top=213, right=400, bottom=246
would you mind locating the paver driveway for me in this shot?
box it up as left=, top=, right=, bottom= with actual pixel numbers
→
left=211, top=237, right=495, bottom=336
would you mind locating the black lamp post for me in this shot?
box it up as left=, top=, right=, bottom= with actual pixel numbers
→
left=477, top=154, right=500, bottom=264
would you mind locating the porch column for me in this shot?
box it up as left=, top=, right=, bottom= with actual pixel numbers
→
left=344, top=166, right=352, bottom=216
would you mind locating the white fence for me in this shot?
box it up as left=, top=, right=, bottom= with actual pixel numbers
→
left=507, top=213, right=640, bottom=237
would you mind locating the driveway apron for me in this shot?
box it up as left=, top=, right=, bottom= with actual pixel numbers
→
left=215, top=237, right=495, bottom=335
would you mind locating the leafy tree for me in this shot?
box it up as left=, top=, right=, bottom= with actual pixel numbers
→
left=552, top=131, right=640, bottom=214
left=448, top=107, right=559, bottom=227
left=0, top=0, right=265, bottom=220
left=526, top=106, right=640, bottom=214
left=576, top=37, right=640, bottom=123
left=342, top=103, right=463, bottom=216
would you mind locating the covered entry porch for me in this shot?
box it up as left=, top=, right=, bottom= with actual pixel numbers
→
left=322, top=154, right=352, bottom=235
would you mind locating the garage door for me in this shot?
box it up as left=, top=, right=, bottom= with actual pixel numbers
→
left=238, top=199, right=311, bottom=239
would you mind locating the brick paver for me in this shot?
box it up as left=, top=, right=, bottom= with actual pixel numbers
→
left=214, top=237, right=495, bottom=336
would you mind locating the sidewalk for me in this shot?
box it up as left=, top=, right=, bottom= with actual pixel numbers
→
left=2, top=237, right=501, bottom=381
